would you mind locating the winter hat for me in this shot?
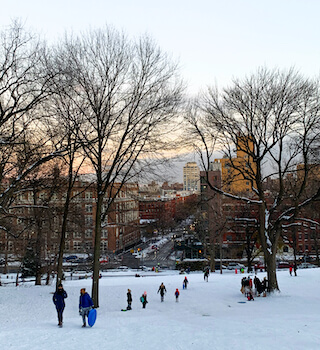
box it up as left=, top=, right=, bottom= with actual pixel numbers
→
left=58, top=283, right=63, bottom=288
left=143, top=291, right=147, bottom=295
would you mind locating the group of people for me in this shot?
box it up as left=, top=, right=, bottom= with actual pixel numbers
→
left=53, top=284, right=94, bottom=328
left=134, top=278, right=189, bottom=310
left=53, top=276, right=191, bottom=326
left=240, top=275, right=268, bottom=300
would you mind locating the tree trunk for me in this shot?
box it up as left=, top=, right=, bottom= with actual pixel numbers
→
left=92, top=193, right=103, bottom=308
left=265, top=252, right=278, bottom=291
left=35, top=227, right=42, bottom=286
left=259, top=203, right=279, bottom=292
left=56, top=181, right=72, bottom=289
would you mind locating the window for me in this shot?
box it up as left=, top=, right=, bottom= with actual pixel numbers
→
left=85, top=192, right=93, bottom=199
left=85, top=204, right=93, bottom=213
left=85, top=215, right=93, bottom=226
left=8, top=241, right=14, bottom=251
left=85, top=229, right=93, bottom=238
left=100, top=241, right=108, bottom=251
left=85, top=242, right=92, bottom=250
left=73, top=232, right=81, bottom=238
left=73, top=241, right=81, bottom=251
left=102, top=230, right=108, bottom=238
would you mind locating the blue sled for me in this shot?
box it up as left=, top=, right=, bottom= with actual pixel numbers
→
left=88, top=308, right=97, bottom=327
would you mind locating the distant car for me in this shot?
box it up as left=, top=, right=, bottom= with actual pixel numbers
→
left=118, top=266, right=129, bottom=270
left=99, top=258, right=109, bottom=264
left=277, top=262, right=291, bottom=269
left=227, top=262, right=245, bottom=270
left=65, top=255, right=78, bottom=262
left=299, top=262, right=317, bottom=269
left=139, top=265, right=151, bottom=271
left=215, top=263, right=227, bottom=270
left=151, top=245, right=158, bottom=250
left=254, top=263, right=265, bottom=271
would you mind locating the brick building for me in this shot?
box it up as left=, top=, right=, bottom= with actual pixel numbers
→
left=0, top=177, right=140, bottom=261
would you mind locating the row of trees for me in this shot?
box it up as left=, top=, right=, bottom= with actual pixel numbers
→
left=0, top=22, right=183, bottom=306
left=0, top=21, right=319, bottom=297
left=185, top=68, right=320, bottom=291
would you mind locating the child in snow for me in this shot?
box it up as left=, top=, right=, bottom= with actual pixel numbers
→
left=127, top=289, right=132, bottom=310
left=175, top=288, right=180, bottom=302
left=140, top=291, right=148, bottom=308
left=53, top=283, right=68, bottom=327
left=247, top=290, right=254, bottom=301
left=183, top=276, right=189, bottom=289
left=204, top=268, right=209, bottom=282
left=79, top=288, right=94, bottom=327
left=261, top=277, right=268, bottom=297
left=158, top=282, right=167, bottom=302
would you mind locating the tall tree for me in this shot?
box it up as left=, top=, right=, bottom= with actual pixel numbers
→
left=54, top=27, right=183, bottom=306
left=185, top=68, right=320, bottom=291
left=0, top=21, right=66, bottom=269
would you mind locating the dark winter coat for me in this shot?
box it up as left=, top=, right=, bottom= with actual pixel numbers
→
left=254, top=277, right=263, bottom=294
left=158, top=285, right=167, bottom=296
left=79, top=292, right=94, bottom=309
left=53, top=289, right=68, bottom=310
left=127, top=291, right=132, bottom=303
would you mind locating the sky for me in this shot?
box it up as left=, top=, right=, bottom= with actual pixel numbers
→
left=1, top=0, right=320, bottom=96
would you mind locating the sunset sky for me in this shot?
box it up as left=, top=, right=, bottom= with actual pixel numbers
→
left=1, top=0, right=320, bottom=96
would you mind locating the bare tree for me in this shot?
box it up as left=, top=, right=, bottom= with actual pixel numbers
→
left=53, top=27, right=183, bottom=306
left=185, top=68, right=320, bottom=292
left=42, top=72, right=87, bottom=288
left=0, top=21, right=65, bottom=243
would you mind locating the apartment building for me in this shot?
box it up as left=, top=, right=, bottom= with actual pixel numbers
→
left=183, top=162, right=200, bottom=192
left=0, top=177, right=140, bottom=259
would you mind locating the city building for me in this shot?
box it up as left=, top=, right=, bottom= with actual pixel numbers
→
left=183, top=162, right=200, bottom=192
left=214, top=135, right=256, bottom=194
left=0, top=177, right=140, bottom=261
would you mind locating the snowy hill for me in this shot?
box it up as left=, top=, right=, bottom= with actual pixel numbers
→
left=1, top=268, right=320, bottom=350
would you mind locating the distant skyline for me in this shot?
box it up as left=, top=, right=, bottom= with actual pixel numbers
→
left=1, top=0, right=320, bottom=96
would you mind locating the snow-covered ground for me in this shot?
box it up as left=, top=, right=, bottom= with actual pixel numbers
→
left=1, top=268, right=320, bottom=350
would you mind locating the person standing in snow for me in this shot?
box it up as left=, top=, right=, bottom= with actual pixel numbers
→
left=254, top=276, right=263, bottom=296
left=261, top=277, right=268, bottom=297
left=289, top=265, right=293, bottom=276
left=183, top=276, right=189, bottom=289
left=79, top=288, right=94, bottom=327
left=158, top=282, right=167, bottom=302
left=204, top=268, right=209, bottom=282
left=127, top=289, right=132, bottom=310
left=140, top=291, right=148, bottom=308
left=175, top=288, right=180, bottom=302
left=52, top=283, right=68, bottom=327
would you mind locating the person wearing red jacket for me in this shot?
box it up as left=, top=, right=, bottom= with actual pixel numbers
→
left=175, top=288, right=180, bottom=302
